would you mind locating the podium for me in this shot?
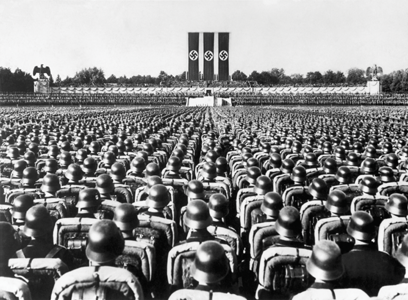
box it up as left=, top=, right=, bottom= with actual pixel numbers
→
left=367, top=80, right=382, bottom=95
left=34, top=79, right=50, bottom=93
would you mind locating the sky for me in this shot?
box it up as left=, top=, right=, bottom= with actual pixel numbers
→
left=0, top=0, right=407, bottom=79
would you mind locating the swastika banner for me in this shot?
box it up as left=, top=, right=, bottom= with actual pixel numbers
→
left=218, top=32, right=229, bottom=81
left=188, top=32, right=199, bottom=81
left=203, top=32, right=214, bottom=81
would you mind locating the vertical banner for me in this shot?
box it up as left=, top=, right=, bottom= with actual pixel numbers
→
left=203, top=32, right=214, bottom=81
left=188, top=32, right=199, bottom=81
left=218, top=32, right=229, bottom=81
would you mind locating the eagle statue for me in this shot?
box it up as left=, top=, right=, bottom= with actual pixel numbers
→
left=33, top=64, right=51, bottom=79
left=366, top=64, right=383, bottom=80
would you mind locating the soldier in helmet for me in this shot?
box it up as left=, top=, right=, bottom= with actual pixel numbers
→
left=341, top=211, right=405, bottom=296
left=139, top=184, right=172, bottom=219
left=75, top=188, right=102, bottom=218
left=113, top=203, right=139, bottom=240
left=17, top=205, right=74, bottom=270
left=292, top=240, right=369, bottom=300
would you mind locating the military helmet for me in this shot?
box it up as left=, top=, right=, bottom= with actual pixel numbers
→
left=65, top=163, right=84, bottom=182
left=254, top=175, right=273, bottom=195
left=215, top=157, right=228, bottom=175
left=113, top=203, right=139, bottom=231
left=385, top=193, right=408, bottom=217
left=275, top=206, right=301, bottom=238
left=201, top=162, right=217, bottom=180
left=23, top=205, right=52, bottom=238
left=184, top=199, right=212, bottom=230
left=385, top=153, right=399, bottom=169
left=12, top=160, right=27, bottom=178
left=208, top=193, right=229, bottom=219
left=145, top=162, right=161, bottom=177
left=82, top=157, right=98, bottom=175
left=167, top=156, right=182, bottom=172
left=261, top=192, right=283, bottom=218
left=85, top=220, right=125, bottom=264
left=76, top=188, right=102, bottom=209
left=191, top=240, right=229, bottom=284
left=146, top=184, right=170, bottom=209
left=346, top=152, right=359, bottom=167
left=96, top=174, right=115, bottom=194
left=291, top=166, right=307, bottom=183
left=308, top=178, right=328, bottom=199
left=347, top=211, right=375, bottom=241
left=21, top=166, right=39, bottom=187
left=359, top=176, right=379, bottom=195
left=12, top=194, right=35, bottom=220
left=306, top=240, right=344, bottom=281
left=110, top=162, right=126, bottom=181
left=187, top=180, right=205, bottom=199
left=40, top=174, right=61, bottom=194
left=269, top=153, right=282, bottom=169
left=335, top=166, right=352, bottom=184
left=280, top=158, right=295, bottom=174
left=304, top=153, right=319, bottom=168
left=102, top=151, right=116, bottom=168
left=378, top=166, right=395, bottom=183
left=360, top=158, right=378, bottom=174
left=325, top=190, right=348, bottom=215
left=323, top=158, right=337, bottom=174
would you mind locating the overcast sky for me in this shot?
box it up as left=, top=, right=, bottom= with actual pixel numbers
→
left=0, top=0, right=407, bottom=79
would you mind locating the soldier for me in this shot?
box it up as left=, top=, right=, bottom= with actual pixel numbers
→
left=341, top=211, right=405, bottom=296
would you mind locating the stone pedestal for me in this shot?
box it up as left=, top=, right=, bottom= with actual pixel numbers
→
left=34, top=79, right=50, bottom=93
left=367, top=80, right=382, bottom=95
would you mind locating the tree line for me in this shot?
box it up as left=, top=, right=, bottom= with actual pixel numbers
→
left=1, top=66, right=407, bottom=93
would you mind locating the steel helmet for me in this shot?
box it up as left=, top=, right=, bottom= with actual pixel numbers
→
left=364, top=146, right=378, bottom=159
left=65, top=163, right=84, bottom=182
left=260, top=192, right=283, bottom=218
left=201, top=162, right=217, bottom=180
left=12, top=194, right=35, bottom=220
left=304, top=153, right=319, bottom=168
left=335, top=166, right=352, bottom=184
left=184, top=199, right=212, bottom=230
left=205, top=150, right=219, bottom=164
left=385, top=153, right=399, bottom=169
left=378, top=166, right=395, bottom=183
left=290, top=166, right=307, bottom=183
left=21, top=166, right=39, bottom=187
left=347, top=211, right=375, bottom=241
left=76, top=188, right=102, bottom=209
left=48, top=145, right=59, bottom=157
left=275, top=206, right=301, bottom=238
left=82, top=157, right=98, bottom=176
left=359, top=176, right=379, bottom=195
left=85, top=220, right=125, bottom=264
left=40, top=174, right=61, bottom=194
left=130, top=157, right=146, bottom=174
left=167, top=156, right=182, bottom=172
left=110, top=162, right=126, bottom=181
left=323, top=158, right=337, bottom=174
left=244, top=157, right=260, bottom=169
left=385, top=193, right=408, bottom=217
left=75, top=149, right=88, bottom=163
left=24, top=151, right=36, bottom=166
left=269, top=153, right=282, bottom=169
left=280, top=159, right=295, bottom=174
left=59, top=151, right=73, bottom=168
left=308, top=178, right=329, bottom=199
left=145, top=162, right=161, bottom=178
left=254, top=175, right=273, bottom=195
left=325, top=190, right=349, bottom=215
left=187, top=180, right=205, bottom=199
left=96, top=174, right=115, bottom=194
left=12, top=160, right=27, bottom=178
left=208, top=193, right=229, bottom=219
left=215, top=157, right=228, bottom=175
left=23, top=205, right=52, bottom=238
left=346, top=152, right=360, bottom=167
left=146, top=184, right=170, bottom=209
left=113, top=203, right=139, bottom=231
left=360, top=158, right=378, bottom=174
left=142, top=143, right=154, bottom=156
left=191, top=240, right=229, bottom=284
left=144, top=175, right=163, bottom=194
left=306, top=240, right=344, bottom=281
left=88, top=141, right=101, bottom=154
left=335, top=146, right=346, bottom=160
left=102, top=151, right=116, bottom=168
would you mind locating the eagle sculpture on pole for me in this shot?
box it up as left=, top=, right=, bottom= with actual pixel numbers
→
left=366, top=64, right=383, bottom=81
left=33, top=64, right=51, bottom=80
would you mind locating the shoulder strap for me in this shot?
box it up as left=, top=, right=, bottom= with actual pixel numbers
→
left=16, top=249, right=25, bottom=258
left=46, top=245, right=64, bottom=258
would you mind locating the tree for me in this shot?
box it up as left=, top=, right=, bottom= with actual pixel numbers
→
left=347, top=68, right=366, bottom=85
left=73, top=67, right=106, bottom=86
left=231, top=70, right=248, bottom=81
left=290, top=73, right=304, bottom=85
left=55, top=75, right=61, bottom=86
left=247, top=71, right=261, bottom=83
left=305, top=71, right=323, bottom=85
left=106, top=74, right=118, bottom=84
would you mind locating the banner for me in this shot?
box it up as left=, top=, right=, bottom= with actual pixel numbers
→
left=218, top=32, right=229, bottom=81
left=188, top=32, right=199, bottom=81
left=203, top=32, right=214, bottom=81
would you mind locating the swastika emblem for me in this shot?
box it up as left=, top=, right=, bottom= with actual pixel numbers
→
left=219, top=50, right=229, bottom=61
left=204, top=50, right=213, bottom=61
left=189, top=50, right=198, bottom=61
